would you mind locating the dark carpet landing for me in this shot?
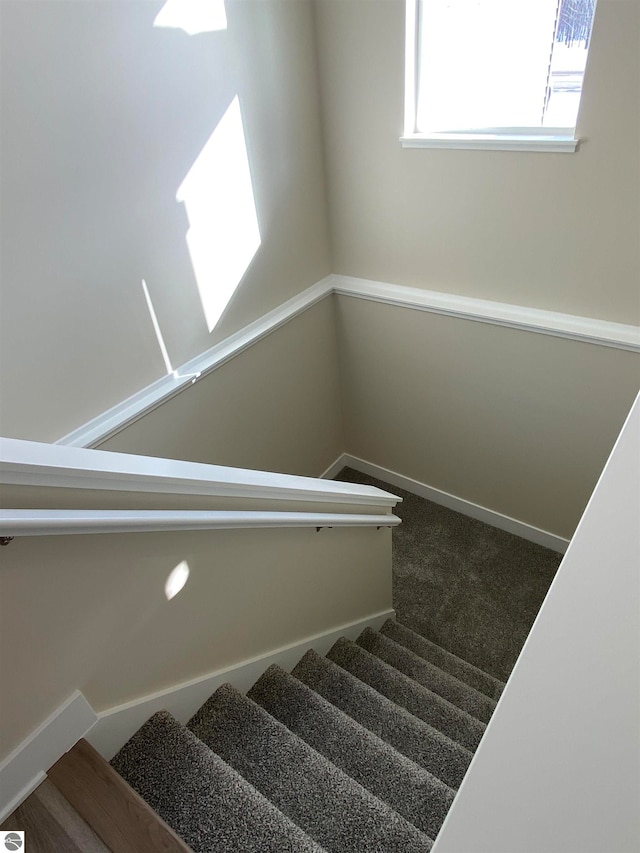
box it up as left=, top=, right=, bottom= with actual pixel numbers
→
left=337, top=468, right=562, bottom=682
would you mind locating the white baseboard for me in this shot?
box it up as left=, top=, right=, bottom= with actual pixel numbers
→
left=0, top=609, right=394, bottom=817
left=326, top=453, right=570, bottom=554
left=319, top=454, right=350, bottom=480
left=0, top=691, right=97, bottom=823
left=87, top=608, right=395, bottom=761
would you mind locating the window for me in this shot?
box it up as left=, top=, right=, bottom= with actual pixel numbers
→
left=403, top=0, right=597, bottom=152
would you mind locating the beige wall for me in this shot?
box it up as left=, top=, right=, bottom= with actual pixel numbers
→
left=0, top=0, right=331, bottom=442
left=314, top=0, right=640, bottom=324
left=312, top=0, right=640, bottom=539
left=432, top=393, right=640, bottom=853
left=0, top=0, right=638, bottom=774
left=335, top=296, right=640, bottom=539
left=100, top=298, right=345, bottom=478
left=0, top=523, right=392, bottom=762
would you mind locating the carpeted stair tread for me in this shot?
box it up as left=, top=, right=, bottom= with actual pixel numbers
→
left=110, top=710, right=327, bottom=853
left=292, top=649, right=472, bottom=790
left=248, top=663, right=455, bottom=839
left=327, top=637, right=486, bottom=752
left=188, top=684, right=433, bottom=853
left=357, top=628, right=497, bottom=723
left=381, top=620, right=505, bottom=701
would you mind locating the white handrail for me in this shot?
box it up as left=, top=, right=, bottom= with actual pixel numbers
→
left=0, top=437, right=401, bottom=508
left=0, top=509, right=401, bottom=538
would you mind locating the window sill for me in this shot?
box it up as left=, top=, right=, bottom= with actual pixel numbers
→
left=400, top=133, right=579, bottom=153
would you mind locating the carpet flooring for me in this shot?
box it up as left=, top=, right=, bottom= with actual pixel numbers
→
left=113, top=619, right=504, bottom=852
left=336, top=467, right=563, bottom=682
left=109, top=471, right=548, bottom=850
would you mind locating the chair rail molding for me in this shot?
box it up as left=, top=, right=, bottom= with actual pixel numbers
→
left=17, top=273, right=636, bottom=449
left=330, top=275, right=640, bottom=352
left=57, top=278, right=334, bottom=449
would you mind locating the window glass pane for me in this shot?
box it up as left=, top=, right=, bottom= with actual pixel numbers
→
left=543, top=0, right=595, bottom=127
left=417, top=0, right=559, bottom=132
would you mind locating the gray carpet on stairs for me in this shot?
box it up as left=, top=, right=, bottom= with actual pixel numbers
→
left=292, top=648, right=473, bottom=790
left=109, top=469, right=527, bottom=853
left=248, top=663, right=455, bottom=839
left=328, top=636, right=486, bottom=752
left=188, top=683, right=434, bottom=853
left=357, top=628, right=497, bottom=723
left=337, top=466, right=562, bottom=681
left=110, top=710, right=327, bottom=853
left=380, top=619, right=505, bottom=701
left=110, top=620, right=505, bottom=850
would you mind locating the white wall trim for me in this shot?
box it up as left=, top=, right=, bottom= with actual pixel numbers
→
left=328, top=453, right=570, bottom=554
left=87, top=608, right=395, bottom=760
left=320, top=454, right=351, bottom=480
left=0, top=509, right=400, bottom=537
left=43, top=275, right=638, bottom=450
left=330, top=275, right=640, bottom=353
left=57, top=277, right=334, bottom=449
left=0, top=608, right=394, bottom=818
left=42, top=275, right=640, bottom=447
left=400, top=133, right=579, bottom=153
left=0, top=436, right=399, bottom=509
left=0, top=691, right=97, bottom=823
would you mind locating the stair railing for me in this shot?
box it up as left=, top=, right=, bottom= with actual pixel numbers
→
left=0, top=437, right=401, bottom=541
left=0, top=509, right=400, bottom=540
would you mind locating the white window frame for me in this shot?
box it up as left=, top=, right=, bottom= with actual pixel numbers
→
left=401, top=0, right=586, bottom=153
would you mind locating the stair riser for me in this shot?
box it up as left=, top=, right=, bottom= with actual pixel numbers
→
left=292, top=649, right=473, bottom=789
left=357, top=628, right=497, bottom=723
left=327, top=638, right=486, bottom=752
left=249, top=665, right=455, bottom=839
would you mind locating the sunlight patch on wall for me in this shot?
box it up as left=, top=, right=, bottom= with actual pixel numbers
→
left=177, top=97, right=261, bottom=333
left=154, top=0, right=227, bottom=34
left=165, top=560, right=190, bottom=600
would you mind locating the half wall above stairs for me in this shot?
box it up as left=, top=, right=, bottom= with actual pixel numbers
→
left=84, top=276, right=640, bottom=541
left=0, top=440, right=400, bottom=819
left=432, top=390, right=640, bottom=853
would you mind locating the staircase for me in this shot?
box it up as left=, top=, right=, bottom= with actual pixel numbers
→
left=110, top=618, right=504, bottom=852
